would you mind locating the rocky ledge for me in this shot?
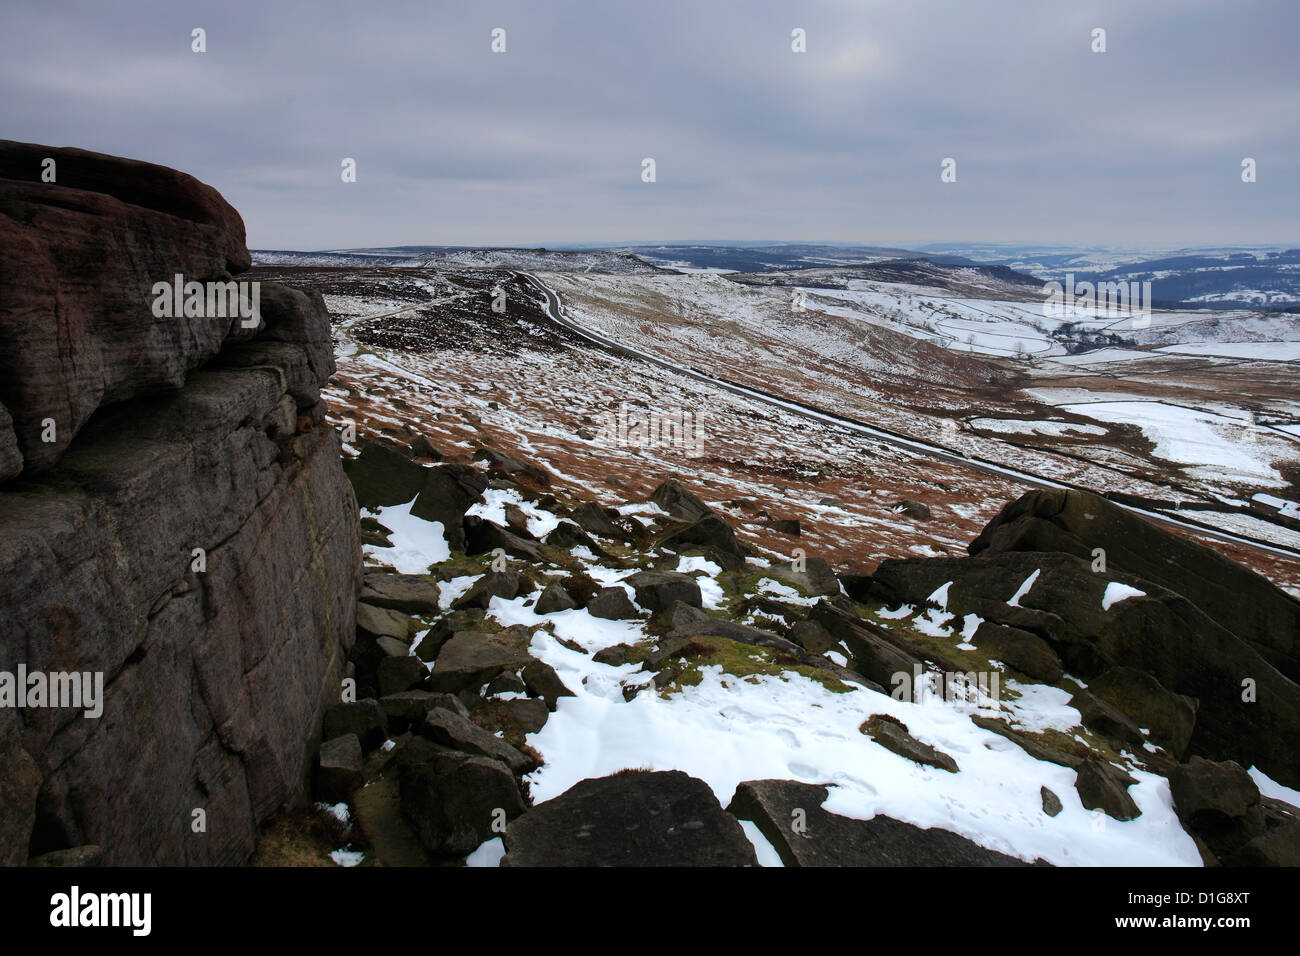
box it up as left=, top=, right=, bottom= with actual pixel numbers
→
left=0, top=141, right=360, bottom=865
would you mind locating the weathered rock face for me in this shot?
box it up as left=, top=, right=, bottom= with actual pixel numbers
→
left=0, top=140, right=253, bottom=475
left=0, top=142, right=360, bottom=865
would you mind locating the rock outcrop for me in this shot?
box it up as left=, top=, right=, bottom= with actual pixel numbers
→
left=0, top=141, right=360, bottom=865
left=970, top=488, right=1300, bottom=682
left=872, top=490, right=1300, bottom=790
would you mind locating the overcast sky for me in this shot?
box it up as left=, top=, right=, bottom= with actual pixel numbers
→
left=3, top=0, right=1297, bottom=249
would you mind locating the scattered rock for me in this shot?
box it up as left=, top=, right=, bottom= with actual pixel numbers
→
left=486, top=671, right=527, bottom=696
left=500, top=698, right=550, bottom=735
left=503, top=502, right=533, bottom=537
left=894, top=500, right=931, bottom=521
left=545, top=521, right=609, bottom=556
left=360, top=572, right=441, bottom=615
left=375, top=635, right=410, bottom=658
left=409, top=433, right=443, bottom=461
left=463, top=516, right=546, bottom=563
left=521, top=660, right=576, bottom=711
left=808, top=601, right=919, bottom=691
left=649, top=478, right=715, bottom=523
left=421, top=708, right=536, bottom=775
left=593, top=644, right=634, bottom=666
left=837, top=571, right=874, bottom=602
left=400, top=749, right=525, bottom=856
left=534, top=581, right=578, bottom=614
left=660, top=514, right=745, bottom=561
left=668, top=610, right=805, bottom=658
left=765, top=556, right=841, bottom=596
left=357, top=602, right=414, bottom=640
left=412, top=610, right=484, bottom=662
left=587, top=587, right=641, bottom=620
left=474, top=447, right=552, bottom=486
left=344, top=439, right=428, bottom=509
left=570, top=501, right=629, bottom=540
left=322, top=700, right=389, bottom=752
left=1074, top=759, right=1140, bottom=821
left=410, top=464, right=489, bottom=551
left=451, top=570, right=522, bottom=610
left=427, top=628, right=533, bottom=694
left=860, top=714, right=959, bottom=773
left=970, top=715, right=1082, bottom=768
left=1041, top=787, right=1063, bottom=817
left=380, top=690, right=468, bottom=727
left=625, top=570, right=703, bottom=612
left=870, top=547, right=1300, bottom=790
left=377, top=655, right=428, bottom=696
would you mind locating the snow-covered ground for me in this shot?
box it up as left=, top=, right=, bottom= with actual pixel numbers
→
left=1158, top=342, right=1300, bottom=361
left=1057, top=401, right=1294, bottom=487
left=358, top=485, right=1205, bottom=867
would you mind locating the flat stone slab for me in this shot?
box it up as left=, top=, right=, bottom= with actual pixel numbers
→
left=726, top=779, right=1037, bottom=867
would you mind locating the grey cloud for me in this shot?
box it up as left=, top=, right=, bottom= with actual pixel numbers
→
left=1, top=0, right=1296, bottom=248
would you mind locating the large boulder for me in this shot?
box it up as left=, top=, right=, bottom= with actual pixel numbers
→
left=427, top=629, right=534, bottom=694
left=343, top=439, right=428, bottom=509
left=409, top=464, right=489, bottom=551
left=649, top=478, right=715, bottom=522
left=660, top=514, right=745, bottom=561
left=502, top=771, right=758, bottom=866
left=726, top=779, right=1034, bottom=866
left=399, top=744, right=525, bottom=857
left=970, top=489, right=1300, bottom=683
left=625, top=570, right=703, bottom=612
left=420, top=709, right=535, bottom=775
left=1169, top=757, right=1265, bottom=860
left=870, top=550, right=1300, bottom=788
left=359, top=572, right=442, bottom=615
